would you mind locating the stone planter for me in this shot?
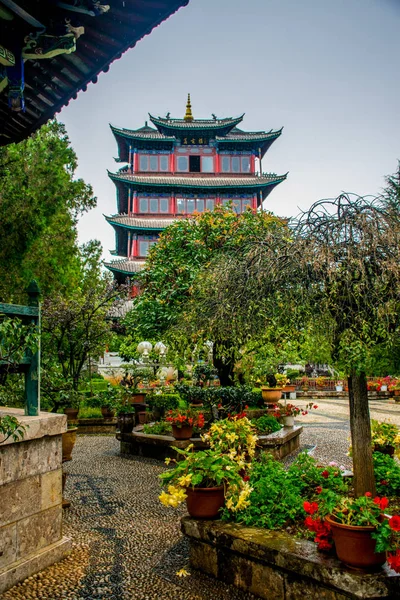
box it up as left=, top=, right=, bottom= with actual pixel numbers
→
left=282, top=415, right=294, bottom=427
left=62, top=427, right=78, bottom=462
left=325, top=515, right=386, bottom=571
left=186, top=486, right=225, bottom=519
left=182, top=518, right=399, bottom=599
left=172, top=424, right=194, bottom=440
left=335, top=385, right=343, bottom=392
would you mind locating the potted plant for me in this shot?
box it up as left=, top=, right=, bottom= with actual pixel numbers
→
left=62, top=390, right=82, bottom=422
left=304, top=490, right=400, bottom=572
left=274, top=402, right=317, bottom=427
left=300, top=375, right=309, bottom=392
left=165, top=408, right=205, bottom=440
left=86, top=384, right=121, bottom=419
left=261, top=373, right=283, bottom=404
left=335, top=380, right=343, bottom=392
left=389, top=379, right=400, bottom=398
left=315, top=376, right=326, bottom=390
left=252, top=415, right=282, bottom=435
left=159, top=447, right=252, bottom=519
left=367, top=380, right=381, bottom=392
left=371, top=419, right=399, bottom=457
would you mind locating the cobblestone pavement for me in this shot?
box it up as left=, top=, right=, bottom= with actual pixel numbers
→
left=3, top=396, right=400, bottom=600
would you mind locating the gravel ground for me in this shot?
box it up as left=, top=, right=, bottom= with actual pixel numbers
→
left=3, top=396, right=400, bottom=600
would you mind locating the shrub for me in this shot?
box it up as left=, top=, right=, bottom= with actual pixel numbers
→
left=252, top=415, right=282, bottom=434
left=374, top=452, right=400, bottom=496
left=143, top=421, right=172, bottom=435
left=146, top=392, right=180, bottom=412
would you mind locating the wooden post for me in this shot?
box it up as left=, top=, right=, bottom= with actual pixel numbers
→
left=25, top=280, right=40, bottom=417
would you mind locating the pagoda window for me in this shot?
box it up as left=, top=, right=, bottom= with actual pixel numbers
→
left=139, top=239, right=157, bottom=257
left=177, top=156, right=189, bottom=172
left=138, top=154, right=169, bottom=172
left=221, top=155, right=252, bottom=173
left=138, top=197, right=170, bottom=213
left=223, top=198, right=253, bottom=214
left=206, top=199, right=215, bottom=210
left=176, top=197, right=209, bottom=214
left=201, top=156, right=214, bottom=173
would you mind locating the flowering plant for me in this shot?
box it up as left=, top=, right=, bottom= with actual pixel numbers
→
left=371, top=419, right=400, bottom=449
left=389, top=379, right=400, bottom=391
left=273, top=402, right=317, bottom=418
left=303, top=489, right=400, bottom=570
left=159, top=446, right=252, bottom=513
left=202, top=416, right=258, bottom=462
left=274, top=373, right=289, bottom=387
left=367, top=380, right=381, bottom=391
left=165, top=408, right=205, bottom=430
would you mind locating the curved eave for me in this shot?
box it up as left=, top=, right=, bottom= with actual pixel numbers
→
left=149, top=113, right=244, bottom=136
left=217, top=129, right=283, bottom=157
left=110, top=124, right=175, bottom=162
left=108, top=170, right=287, bottom=193
left=105, top=217, right=169, bottom=232
left=104, top=261, right=144, bottom=276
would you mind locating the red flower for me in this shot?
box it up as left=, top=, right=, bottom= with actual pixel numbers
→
left=218, top=403, right=222, bottom=409
left=245, top=405, right=249, bottom=409
left=380, top=497, right=389, bottom=510
left=243, top=475, right=250, bottom=482
left=389, top=515, right=400, bottom=531
left=381, top=480, right=389, bottom=486
left=321, top=470, right=329, bottom=479
left=303, top=501, right=319, bottom=515
left=315, top=486, right=323, bottom=494
left=365, top=492, right=372, bottom=497
left=313, top=405, right=318, bottom=409
left=387, top=549, right=400, bottom=573
left=316, top=539, right=332, bottom=551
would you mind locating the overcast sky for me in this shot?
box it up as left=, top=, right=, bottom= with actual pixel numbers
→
left=59, top=0, right=400, bottom=260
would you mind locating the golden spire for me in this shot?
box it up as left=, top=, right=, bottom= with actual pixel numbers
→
left=184, top=93, right=193, bottom=122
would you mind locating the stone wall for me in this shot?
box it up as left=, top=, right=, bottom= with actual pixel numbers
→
left=182, top=517, right=400, bottom=599
left=0, top=408, right=71, bottom=593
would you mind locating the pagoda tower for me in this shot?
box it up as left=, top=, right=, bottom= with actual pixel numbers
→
left=105, top=95, right=287, bottom=282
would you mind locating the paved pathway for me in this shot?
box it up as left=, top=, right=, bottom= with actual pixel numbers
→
left=2, top=396, right=400, bottom=600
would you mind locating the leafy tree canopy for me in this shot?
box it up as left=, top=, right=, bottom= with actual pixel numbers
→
left=0, top=120, right=96, bottom=302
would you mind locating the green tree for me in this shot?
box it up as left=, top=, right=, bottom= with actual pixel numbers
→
left=124, top=206, right=284, bottom=384
left=0, top=120, right=95, bottom=302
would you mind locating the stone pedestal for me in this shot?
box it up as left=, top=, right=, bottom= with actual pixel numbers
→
left=0, top=408, right=72, bottom=594
left=182, top=518, right=400, bottom=599
left=257, top=426, right=302, bottom=459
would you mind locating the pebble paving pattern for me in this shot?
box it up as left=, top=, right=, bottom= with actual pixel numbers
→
left=2, top=397, right=400, bottom=600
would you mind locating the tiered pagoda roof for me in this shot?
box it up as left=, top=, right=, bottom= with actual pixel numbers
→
left=106, top=97, right=286, bottom=282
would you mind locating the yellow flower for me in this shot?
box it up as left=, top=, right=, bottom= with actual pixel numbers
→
left=226, top=432, right=238, bottom=443
left=226, top=497, right=234, bottom=510
left=159, top=491, right=171, bottom=507
left=165, top=457, right=171, bottom=465
left=176, top=568, right=190, bottom=578
left=178, top=474, right=193, bottom=487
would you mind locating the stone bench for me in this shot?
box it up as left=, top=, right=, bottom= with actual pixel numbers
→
left=181, top=517, right=400, bottom=599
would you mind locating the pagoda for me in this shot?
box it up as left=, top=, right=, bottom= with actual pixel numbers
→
left=105, top=95, right=287, bottom=282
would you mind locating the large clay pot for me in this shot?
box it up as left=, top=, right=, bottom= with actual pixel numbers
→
left=186, top=486, right=225, bottom=519
left=283, top=385, right=296, bottom=393
left=261, top=387, right=282, bottom=404
left=325, top=515, right=386, bottom=571
left=117, top=413, right=135, bottom=433
left=62, top=427, right=78, bottom=462
left=64, top=408, right=79, bottom=421
left=172, top=424, right=193, bottom=440
left=373, top=444, right=395, bottom=457
left=101, top=406, right=115, bottom=420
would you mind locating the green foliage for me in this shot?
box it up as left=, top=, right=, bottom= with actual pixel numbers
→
left=0, top=414, right=26, bottom=443
left=143, top=421, right=172, bottom=435
left=86, top=384, right=123, bottom=410
left=174, top=383, right=206, bottom=405
left=252, top=415, right=282, bottom=434
left=373, top=452, right=400, bottom=496
left=0, top=316, right=38, bottom=367
left=370, top=420, right=399, bottom=448
left=224, top=453, right=350, bottom=529
left=0, top=120, right=96, bottom=302
left=146, top=392, right=180, bottom=412
left=78, top=406, right=102, bottom=419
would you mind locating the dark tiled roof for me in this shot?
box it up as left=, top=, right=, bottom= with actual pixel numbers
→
left=108, top=172, right=287, bottom=189
left=106, top=215, right=176, bottom=229
left=110, top=124, right=175, bottom=142
left=104, top=259, right=145, bottom=274
left=216, top=128, right=283, bottom=142
left=0, top=1, right=189, bottom=146
left=149, top=114, right=244, bottom=130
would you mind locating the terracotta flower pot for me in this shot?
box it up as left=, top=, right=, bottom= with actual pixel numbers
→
left=283, top=385, right=296, bottom=393
left=64, top=408, right=79, bottom=421
left=261, top=387, right=282, bottom=404
left=62, top=427, right=78, bottom=462
left=325, top=515, right=386, bottom=571
left=186, top=485, right=225, bottom=519
left=172, top=424, right=193, bottom=440
left=101, top=406, right=115, bottom=420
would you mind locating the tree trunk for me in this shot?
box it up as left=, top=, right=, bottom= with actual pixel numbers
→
left=348, top=371, right=376, bottom=497
left=213, top=341, right=235, bottom=387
